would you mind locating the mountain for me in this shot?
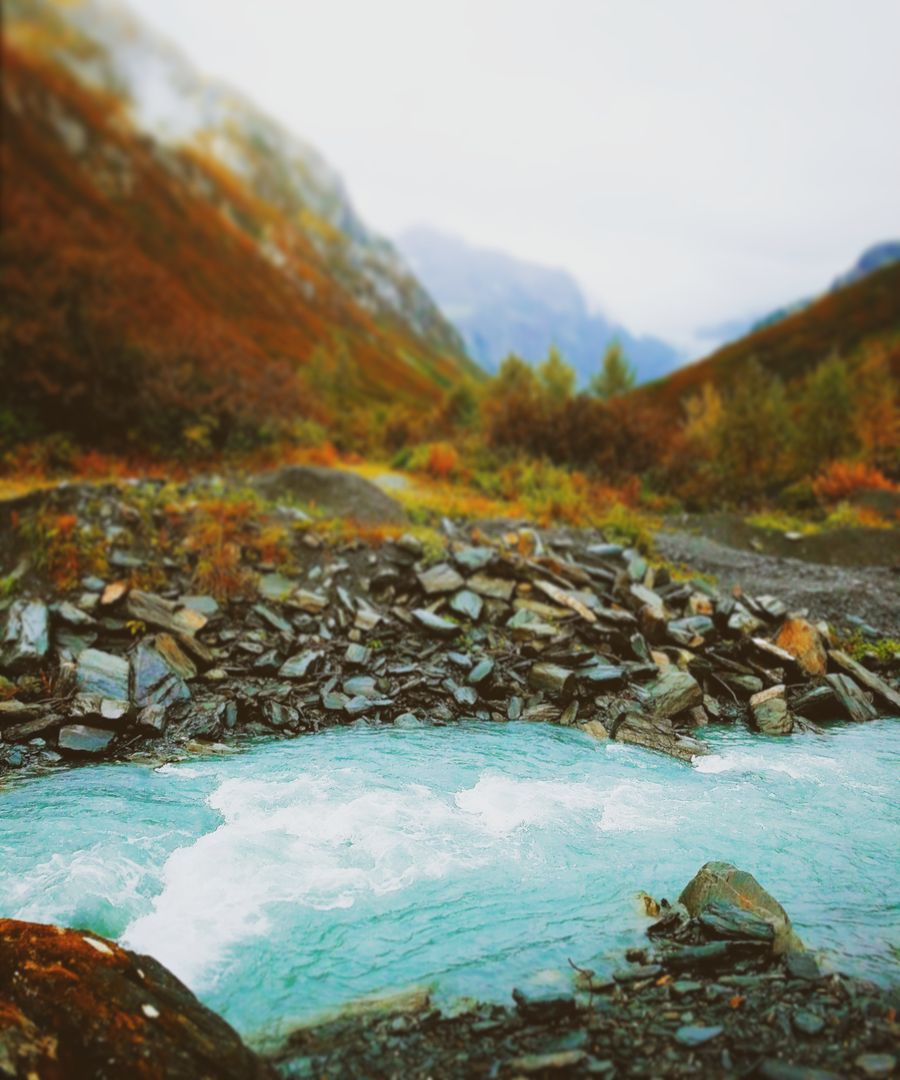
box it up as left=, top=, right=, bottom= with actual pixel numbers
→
left=701, top=241, right=900, bottom=349
left=831, top=241, right=900, bottom=291
left=1, top=0, right=477, bottom=451
left=396, top=227, right=684, bottom=386
left=637, top=258, right=900, bottom=412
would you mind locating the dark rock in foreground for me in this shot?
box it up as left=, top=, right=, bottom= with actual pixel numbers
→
left=0, top=919, right=274, bottom=1079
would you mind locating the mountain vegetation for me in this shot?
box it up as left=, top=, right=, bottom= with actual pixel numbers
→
left=1, top=0, right=479, bottom=456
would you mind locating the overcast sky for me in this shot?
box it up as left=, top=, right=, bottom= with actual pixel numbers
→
left=128, top=0, right=900, bottom=352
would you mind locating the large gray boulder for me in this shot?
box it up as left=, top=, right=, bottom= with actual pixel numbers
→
left=679, top=861, right=804, bottom=955
left=1, top=601, right=49, bottom=671
left=250, top=466, right=406, bottom=524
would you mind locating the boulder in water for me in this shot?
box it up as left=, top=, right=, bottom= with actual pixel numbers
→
left=679, top=861, right=803, bottom=955
left=250, top=465, right=406, bottom=524
left=0, top=919, right=275, bottom=1079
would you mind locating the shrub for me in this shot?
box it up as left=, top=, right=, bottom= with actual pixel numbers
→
left=812, top=460, right=895, bottom=503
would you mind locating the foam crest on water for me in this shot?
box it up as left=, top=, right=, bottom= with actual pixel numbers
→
left=695, top=749, right=839, bottom=781
left=454, top=772, right=604, bottom=833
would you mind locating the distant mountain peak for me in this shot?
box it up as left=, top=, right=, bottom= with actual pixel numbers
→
left=396, top=226, right=684, bottom=386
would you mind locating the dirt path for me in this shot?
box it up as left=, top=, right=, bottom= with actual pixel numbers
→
left=656, top=527, right=900, bottom=637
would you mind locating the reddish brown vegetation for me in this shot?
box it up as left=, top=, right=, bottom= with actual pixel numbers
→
left=0, top=45, right=471, bottom=454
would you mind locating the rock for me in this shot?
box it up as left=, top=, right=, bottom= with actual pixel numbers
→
left=667, top=615, right=715, bottom=646
left=252, top=603, right=292, bottom=634
left=750, top=684, right=793, bottom=735
left=261, top=701, right=299, bottom=729
left=131, top=636, right=192, bottom=708
left=449, top=589, right=483, bottom=621
left=785, top=951, right=822, bottom=981
left=412, top=609, right=459, bottom=637
left=679, top=861, right=803, bottom=955
left=534, top=580, right=597, bottom=622
left=100, top=581, right=128, bottom=606
left=611, top=712, right=707, bottom=762
left=467, top=658, right=494, bottom=686
left=258, top=573, right=296, bottom=602
left=674, top=1024, right=723, bottom=1046
left=452, top=546, right=494, bottom=572
left=829, top=649, right=900, bottom=713
left=76, top=648, right=129, bottom=699
left=826, top=673, right=878, bottom=723
left=633, top=668, right=703, bottom=720
left=507, top=608, right=557, bottom=640
left=136, top=703, right=167, bottom=735
left=344, top=643, right=371, bottom=667
left=1, top=600, right=49, bottom=670
left=0, top=919, right=274, bottom=1079
left=855, top=1054, right=897, bottom=1079
left=580, top=719, right=609, bottom=740
left=279, top=650, right=323, bottom=679
left=577, top=663, right=625, bottom=688
left=57, top=725, right=115, bottom=755
left=292, top=589, right=329, bottom=614
left=126, top=590, right=207, bottom=637
left=792, top=1009, right=825, bottom=1035
left=511, top=987, right=576, bottom=1022
left=697, top=900, right=776, bottom=943
left=53, top=600, right=96, bottom=627
left=250, top=465, right=406, bottom=524
left=507, top=1050, right=588, bottom=1073
left=467, top=573, right=516, bottom=602
left=527, top=662, right=575, bottom=700
left=181, top=595, right=220, bottom=617
left=393, top=712, right=421, bottom=729
left=774, top=618, right=827, bottom=676
left=417, top=563, right=464, bottom=595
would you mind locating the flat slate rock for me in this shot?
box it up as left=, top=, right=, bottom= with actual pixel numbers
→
left=57, top=725, right=115, bottom=755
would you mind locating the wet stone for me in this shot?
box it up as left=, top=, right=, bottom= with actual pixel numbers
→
left=675, top=1025, right=723, bottom=1047
left=252, top=603, right=292, bottom=634
left=2, top=601, right=49, bottom=671
left=57, top=725, right=115, bottom=755
left=452, top=546, right=495, bottom=572
left=449, top=589, right=483, bottom=621
left=412, top=609, right=459, bottom=637
left=467, top=658, right=494, bottom=686
left=344, top=643, right=372, bottom=667
left=136, top=703, right=167, bottom=735
left=131, top=638, right=192, bottom=709
left=259, top=573, right=297, bottom=602
left=467, top=573, right=516, bottom=602
left=417, top=562, right=465, bottom=595
left=76, top=648, right=129, bottom=700
left=792, top=1009, right=825, bottom=1036
left=634, top=668, right=703, bottom=719
left=750, top=684, right=793, bottom=736
left=279, top=650, right=322, bottom=679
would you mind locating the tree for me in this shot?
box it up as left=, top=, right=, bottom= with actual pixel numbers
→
left=590, top=341, right=636, bottom=399
left=537, top=345, right=576, bottom=403
left=794, top=354, right=857, bottom=470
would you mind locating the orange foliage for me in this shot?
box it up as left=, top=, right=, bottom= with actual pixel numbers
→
left=812, top=460, right=896, bottom=503
left=423, top=443, right=461, bottom=480
left=0, top=44, right=472, bottom=457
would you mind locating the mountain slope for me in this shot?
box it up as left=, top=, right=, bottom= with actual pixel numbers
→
left=1, top=0, right=477, bottom=451
left=637, top=259, right=900, bottom=411
left=397, top=227, right=684, bottom=386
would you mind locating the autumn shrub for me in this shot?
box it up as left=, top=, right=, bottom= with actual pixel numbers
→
left=18, top=508, right=108, bottom=591
left=812, top=460, right=896, bottom=503
left=822, top=502, right=892, bottom=530
left=408, top=442, right=463, bottom=481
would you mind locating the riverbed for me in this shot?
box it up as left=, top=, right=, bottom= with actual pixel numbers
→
left=1, top=720, right=898, bottom=1043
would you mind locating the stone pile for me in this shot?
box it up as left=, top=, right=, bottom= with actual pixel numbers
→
left=1, top=490, right=899, bottom=775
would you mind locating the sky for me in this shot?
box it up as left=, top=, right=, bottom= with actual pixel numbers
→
left=127, top=0, right=900, bottom=353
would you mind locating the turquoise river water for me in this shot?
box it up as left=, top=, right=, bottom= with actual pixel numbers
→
left=1, top=720, right=898, bottom=1043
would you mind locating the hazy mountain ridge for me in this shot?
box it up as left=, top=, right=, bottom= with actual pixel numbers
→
left=397, top=226, right=684, bottom=385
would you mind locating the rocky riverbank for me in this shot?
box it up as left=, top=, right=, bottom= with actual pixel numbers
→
left=1, top=469, right=899, bottom=778
left=2, top=862, right=897, bottom=1079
